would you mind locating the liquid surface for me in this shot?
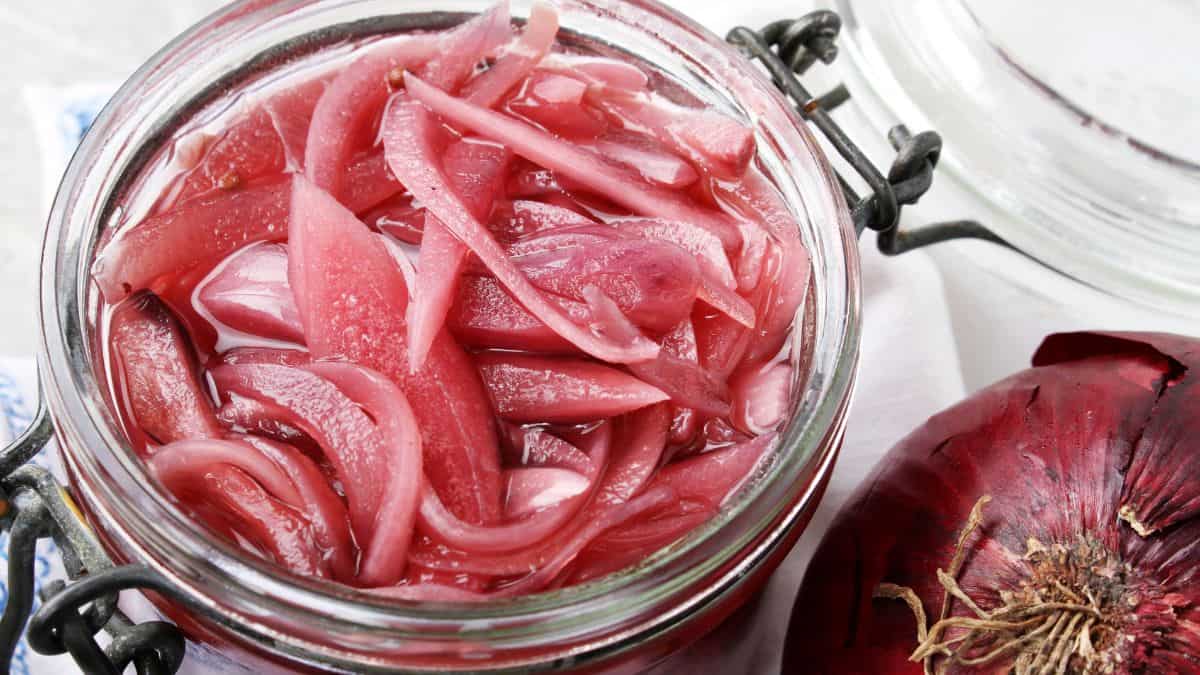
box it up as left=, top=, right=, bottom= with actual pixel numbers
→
left=94, top=1, right=811, bottom=599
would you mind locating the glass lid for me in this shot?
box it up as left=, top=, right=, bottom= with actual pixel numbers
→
left=826, top=0, right=1200, bottom=316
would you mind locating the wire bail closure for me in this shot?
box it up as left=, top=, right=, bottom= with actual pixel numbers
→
left=728, top=11, right=1008, bottom=254
left=0, top=399, right=187, bottom=675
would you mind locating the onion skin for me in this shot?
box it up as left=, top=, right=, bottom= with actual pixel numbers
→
left=785, top=332, right=1200, bottom=674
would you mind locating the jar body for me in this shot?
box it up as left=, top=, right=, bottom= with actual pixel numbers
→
left=39, top=0, right=861, bottom=671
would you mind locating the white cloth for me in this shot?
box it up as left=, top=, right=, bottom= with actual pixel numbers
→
left=7, top=2, right=1178, bottom=671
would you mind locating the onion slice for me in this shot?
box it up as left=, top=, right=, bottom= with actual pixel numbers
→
left=165, top=465, right=329, bottom=577
left=288, top=175, right=503, bottom=526
left=93, top=176, right=291, bottom=300
left=306, top=362, right=423, bottom=586
left=407, top=139, right=511, bottom=371
left=402, top=72, right=742, bottom=250
left=416, top=427, right=609, bottom=554
left=504, top=467, right=590, bottom=519
left=582, top=287, right=731, bottom=416
left=462, top=2, right=559, bottom=108
left=381, top=93, right=659, bottom=364
left=304, top=3, right=510, bottom=196
left=196, top=242, right=304, bottom=345
left=151, top=436, right=355, bottom=581
left=502, top=424, right=595, bottom=475
left=476, top=351, right=670, bottom=423
left=109, top=293, right=222, bottom=445
left=210, top=363, right=386, bottom=541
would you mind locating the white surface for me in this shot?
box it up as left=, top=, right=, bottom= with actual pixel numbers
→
left=0, top=1, right=1187, bottom=674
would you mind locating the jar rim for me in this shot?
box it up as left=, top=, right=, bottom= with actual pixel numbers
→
left=38, top=0, right=861, bottom=668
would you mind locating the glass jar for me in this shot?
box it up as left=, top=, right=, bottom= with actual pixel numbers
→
left=824, top=0, right=1200, bottom=317
left=37, top=0, right=860, bottom=671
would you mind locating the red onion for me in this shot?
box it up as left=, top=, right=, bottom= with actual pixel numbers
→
left=786, top=331, right=1200, bottom=673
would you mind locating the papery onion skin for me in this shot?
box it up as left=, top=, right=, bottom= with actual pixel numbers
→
left=785, top=332, right=1200, bottom=674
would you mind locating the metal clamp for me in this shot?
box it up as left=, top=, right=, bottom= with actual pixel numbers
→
left=0, top=396, right=185, bottom=675
left=727, top=11, right=1008, bottom=254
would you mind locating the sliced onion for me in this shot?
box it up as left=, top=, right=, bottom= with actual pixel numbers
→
left=407, top=139, right=511, bottom=371
left=693, top=243, right=782, bottom=378
left=448, top=276, right=578, bottom=352
left=408, top=214, right=470, bottom=372
left=93, top=175, right=291, bottom=300
left=595, top=403, right=670, bottom=506
left=582, top=287, right=731, bottom=416
left=196, top=242, right=304, bottom=345
left=515, top=238, right=701, bottom=334
left=109, top=293, right=222, bottom=446
left=417, top=473, right=588, bottom=555
left=503, top=230, right=615, bottom=259
left=403, top=72, right=742, bottom=250
left=151, top=436, right=355, bottom=581
left=217, top=346, right=311, bottom=368
left=289, top=175, right=504, bottom=526
left=539, top=54, right=649, bottom=91
left=166, top=110, right=287, bottom=210
left=303, top=2, right=510, bottom=196
left=168, top=465, right=329, bottom=578
left=589, top=88, right=755, bottom=180
left=415, top=425, right=610, bottom=555
left=160, top=74, right=326, bottom=210
left=149, top=438, right=303, bottom=506
left=367, top=195, right=425, bottom=244
left=730, top=361, right=793, bottom=436
left=210, top=362, right=385, bottom=545
left=713, top=170, right=811, bottom=365
left=306, top=362, right=423, bottom=586
left=649, top=433, right=775, bottom=508
left=504, top=467, right=590, bottom=519
left=381, top=93, right=659, bottom=364
left=341, top=148, right=402, bottom=214
left=462, top=2, right=560, bottom=108
left=508, top=72, right=609, bottom=139
left=476, top=351, right=670, bottom=423
left=238, top=435, right=355, bottom=581
left=488, top=199, right=598, bottom=240
left=263, top=76, right=332, bottom=171
left=499, top=485, right=676, bottom=594
left=584, top=137, right=699, bottom=189
left=501, top=424, right=594, bottom=475
left=611, top=217, right=752, bottom=327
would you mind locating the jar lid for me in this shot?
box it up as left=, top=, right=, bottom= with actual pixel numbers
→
left=828, top=0, right=1200, bottom=315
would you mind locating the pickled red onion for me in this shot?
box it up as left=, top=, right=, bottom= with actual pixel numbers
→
left=381, top=93, right=660, bottom=364
left=402, top=72, right=743, bottom=250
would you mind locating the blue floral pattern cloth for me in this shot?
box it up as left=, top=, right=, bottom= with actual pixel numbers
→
left=2, top=83, right=112, bottom=675
left=0, top=360, right=63, bottom=675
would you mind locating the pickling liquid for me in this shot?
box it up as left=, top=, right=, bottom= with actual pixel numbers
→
left=94, top=1, right=811, bottom=598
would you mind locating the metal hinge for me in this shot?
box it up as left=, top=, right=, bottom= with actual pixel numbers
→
left=0, top=400, right=185, bottom=675
left=727, top=10, right=1008, bottom=254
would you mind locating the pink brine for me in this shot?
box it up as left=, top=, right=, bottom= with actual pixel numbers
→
left=95, top=1, right=811, bottom=599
